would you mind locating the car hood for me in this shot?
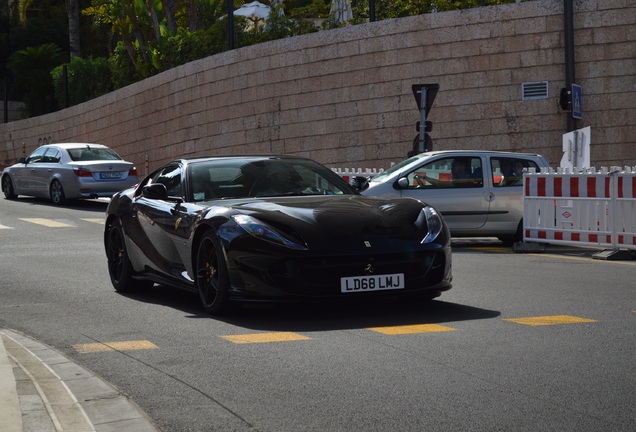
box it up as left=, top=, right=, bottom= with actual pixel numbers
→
left=226, top=195, right=433, bottom=250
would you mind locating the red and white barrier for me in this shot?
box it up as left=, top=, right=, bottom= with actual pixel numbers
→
left=331, top=167, right=385, bottom=183
left=523, top=166, right=636, bottom=250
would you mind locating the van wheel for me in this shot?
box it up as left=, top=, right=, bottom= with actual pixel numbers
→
left=498, top=221, right=523, bottom=245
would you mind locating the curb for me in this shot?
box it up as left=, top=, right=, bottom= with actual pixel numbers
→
left=0, top=328, right=160, bottom=432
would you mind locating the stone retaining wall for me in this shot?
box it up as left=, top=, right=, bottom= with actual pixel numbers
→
left=1, top=0, right=634, bottom=172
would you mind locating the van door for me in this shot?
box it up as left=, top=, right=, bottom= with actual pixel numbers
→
left=399, top=156, right=490, bottom=231
left=487, top=156, right=543, bottom=234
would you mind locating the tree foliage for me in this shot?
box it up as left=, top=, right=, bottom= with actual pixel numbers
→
left=2, top=0, right=529, bottom=117
left=51, top=55, right=112, bottom=108
left=8, top=43, right=66, bottom=116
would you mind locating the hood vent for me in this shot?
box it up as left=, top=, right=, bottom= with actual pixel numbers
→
left=522, top=81, right=549, bottom=100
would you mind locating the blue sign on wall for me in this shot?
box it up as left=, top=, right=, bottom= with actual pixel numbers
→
left=571, top=84, right=583, bottom=119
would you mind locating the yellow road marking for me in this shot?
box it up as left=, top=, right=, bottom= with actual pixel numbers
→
left=530, top=253, right=636, bottom=266
left=504, top=315, right=598, bottom=326
left=222, top=332, right=311, bottom=344
left=368, top=324, right=456, bottom=335
left=466, top=246, right=511, bottom=253
left=19, top=218, right=74, bottom=228
left=73, top=340, right=158, bottom=353
left=81, top=218, right=104, bottom=224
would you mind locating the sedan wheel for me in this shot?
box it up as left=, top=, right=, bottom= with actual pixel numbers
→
left=2, top=176, right=17, bottom=199
left=106, top=219, right=152, bottom=292
left=196, top=230, right=230, bottom=314
left=50, top=180, right=66, bottom=205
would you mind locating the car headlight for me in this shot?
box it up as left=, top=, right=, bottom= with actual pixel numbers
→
left=420, top=206, right=443, bottom=244
left=232, top=214, right=307, bottom=250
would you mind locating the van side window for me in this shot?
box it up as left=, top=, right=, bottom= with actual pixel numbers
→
left=406, top=157, right=483, bottom=189
left=491, top=158, right=539, bottom=187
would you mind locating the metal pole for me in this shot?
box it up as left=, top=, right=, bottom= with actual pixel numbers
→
left=564, top=0, right=575, bottom=132
left=369, top=0, right=375, bottom=22
left=418, top=88, right=427, bottom=153
left=63, top=65, right=69, bottom=108
left=3, top=78, right=8, bottom=123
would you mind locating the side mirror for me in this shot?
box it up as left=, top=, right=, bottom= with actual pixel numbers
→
left=351, top=176, right=369, bottom=192
left=142, top=183, right=168, bottom=200
left=396, top=177, right=410, bottom=189
left=18, top=157, right=26, bottom=164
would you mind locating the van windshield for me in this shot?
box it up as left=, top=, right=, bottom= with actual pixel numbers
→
left=370, top=156, right=424, bottom=183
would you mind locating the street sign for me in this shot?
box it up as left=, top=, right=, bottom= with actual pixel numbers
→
left=571, top=83, right=582, bottom=119
left=412, top=84, right=439, bottom=116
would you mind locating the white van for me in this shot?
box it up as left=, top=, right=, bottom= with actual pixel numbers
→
left=362, top=150, right=550, bottom=243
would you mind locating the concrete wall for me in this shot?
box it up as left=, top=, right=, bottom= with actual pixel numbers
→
left=0, top=102, right=25, bottom=124
left=1, top=0, right=634, bottom=172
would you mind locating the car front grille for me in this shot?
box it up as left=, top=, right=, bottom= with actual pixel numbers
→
left=268, top=251, right=447, bottom=296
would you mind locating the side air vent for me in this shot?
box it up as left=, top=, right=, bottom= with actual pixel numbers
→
left=522, top=81, right=549, bottom=100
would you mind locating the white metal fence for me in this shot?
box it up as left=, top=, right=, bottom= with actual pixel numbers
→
left=523, top=166, right=636, bottom=250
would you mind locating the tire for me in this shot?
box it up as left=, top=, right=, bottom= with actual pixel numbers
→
left=2, top=175, right=17, bottom=199
left=498, top=221, right=524, bottom=245
left=106, top=219, right=152, bottom=292
left=196, top=230, right=231, bottom=315
left=50, top=180, right=66, bottom=205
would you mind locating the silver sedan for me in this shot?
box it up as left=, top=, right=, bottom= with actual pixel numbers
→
left=1, top=143, right=139, bottom=205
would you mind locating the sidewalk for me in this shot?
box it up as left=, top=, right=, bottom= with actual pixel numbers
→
left=0, top=328, right=160, bottom=432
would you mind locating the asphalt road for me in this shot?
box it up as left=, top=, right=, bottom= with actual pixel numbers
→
left=1, top=196, right=634, bottom=432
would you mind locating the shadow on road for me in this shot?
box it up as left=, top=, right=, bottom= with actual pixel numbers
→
left=121, top=285, right=500, bottom=332
left=12, top=197, right=109, bottom=213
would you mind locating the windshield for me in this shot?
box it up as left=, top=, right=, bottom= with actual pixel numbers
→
left=188, top=158, right=356, bottom=201
left=370, top=155, right=423, bottom=183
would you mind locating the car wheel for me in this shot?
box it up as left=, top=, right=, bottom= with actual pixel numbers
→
left=2, top=176, right=17, bottom=199
left=50, top=180, right=66, bottom=205
left=498, top=221, right=524, bottom=245
left=106, top=219, right=152, bottom=292
left=196, top=230, right=230, bottom=315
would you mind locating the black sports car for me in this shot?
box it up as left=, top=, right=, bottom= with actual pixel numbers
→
left=104, top=155, right=452, bottom=314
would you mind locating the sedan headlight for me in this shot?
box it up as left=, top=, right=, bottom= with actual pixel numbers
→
left=420, top=206, right=444, bottom=244
left=232, top=214, right=307, bottom=250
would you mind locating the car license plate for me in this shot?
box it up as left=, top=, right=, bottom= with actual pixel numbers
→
left=100, top=172, right=122, bottom=179
left=341, top=273, right=404, bottom=293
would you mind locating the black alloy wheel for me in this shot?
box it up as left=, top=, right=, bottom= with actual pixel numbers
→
left=2, top=176, right=17, bottom=199
left=196, top=230, right=230, bottom=314
left=50, top=180, right=66, bottom=205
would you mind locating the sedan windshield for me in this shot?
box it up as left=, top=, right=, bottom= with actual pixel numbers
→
left=189, top=158, right=355, bottom=201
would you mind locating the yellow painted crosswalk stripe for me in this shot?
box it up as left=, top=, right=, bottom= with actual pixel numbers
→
left=73, top=340, right=158, bottom=353
left=368, top=324, right=456, bottom=334
left=222, top=332, right=311, bottom=344
left=19, top=218, right=74, bottom=228
left=80, top=218, right=104, bottom=224
left=504, top=315, right=598, bottom=326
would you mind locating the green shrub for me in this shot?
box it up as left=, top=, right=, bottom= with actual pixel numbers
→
left=52, top=56, right=112, bottom=108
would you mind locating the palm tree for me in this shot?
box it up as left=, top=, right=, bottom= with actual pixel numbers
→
left=8, top=43, right=66, bottom=115
left=67, top=0, right=81, bottom=58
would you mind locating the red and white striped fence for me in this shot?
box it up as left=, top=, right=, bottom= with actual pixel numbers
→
left=331, top=167, right=385, bottom=183
left=523, top=166, right=636, bottom=250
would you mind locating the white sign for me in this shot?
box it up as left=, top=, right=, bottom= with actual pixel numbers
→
left=560, top=126, right=591, bottom=169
